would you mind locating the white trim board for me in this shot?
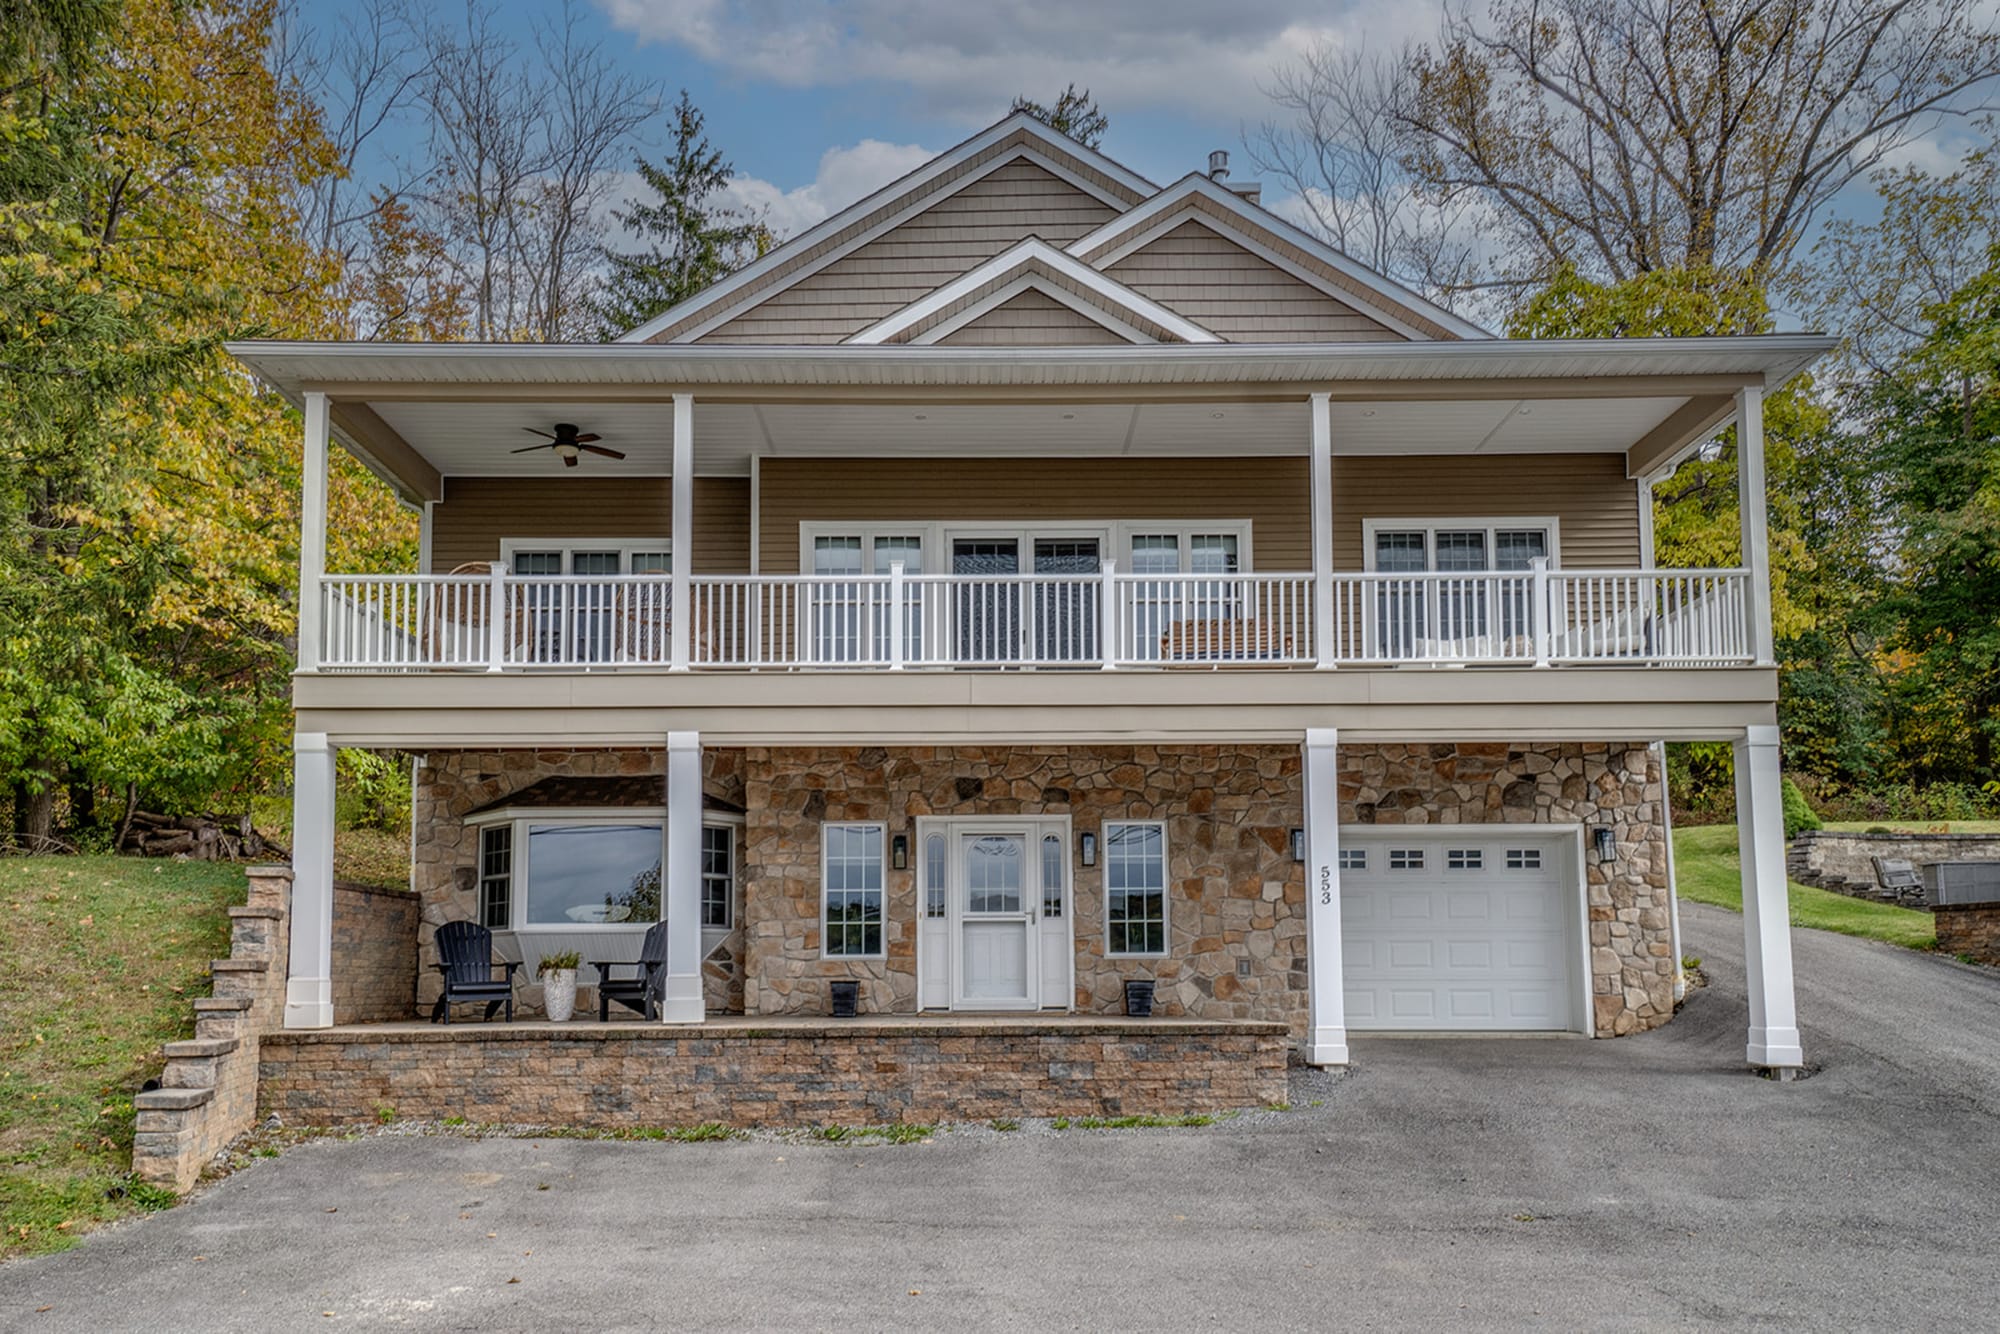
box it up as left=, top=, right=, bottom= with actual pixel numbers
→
left=627, top=119, right=1154, bottom=345
left=847, top=238, right=1221, bottom=347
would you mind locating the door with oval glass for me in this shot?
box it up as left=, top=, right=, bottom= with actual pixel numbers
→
left=917, top=818, right=1072, bottom=1011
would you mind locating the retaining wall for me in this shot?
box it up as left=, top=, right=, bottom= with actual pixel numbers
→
left=1788, top=831, right=2000, bottom=906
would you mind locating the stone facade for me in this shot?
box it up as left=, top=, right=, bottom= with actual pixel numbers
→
left=1934, top=904, right=2000, bottom=964
left=740, top=741, right=1673, bottom=1039
left=1790, top=830, right=2000, bottom=907
left=133, top=866, right=292, bottom=1192
left=412, top=748, right=745, bottom=1017
left=331, top=881, right=419, bottom=1023
left=256, top=1019, right=1289, bottom=1128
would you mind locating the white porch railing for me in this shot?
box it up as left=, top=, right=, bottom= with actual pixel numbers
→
left=315, top=566, right=1754, bottom=672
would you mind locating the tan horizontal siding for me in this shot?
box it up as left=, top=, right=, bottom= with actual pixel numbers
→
left=699, top=161, right=1120, bottom=345
left=1106, top=220, right=1403, bottom=344
left=759, top=457, right=1310, bottom=573
left=1332, top=454, right=1640, bottom=569
left=936, top=289, right=1130, bottom=345
left=430, top=477, right=749, bottom=575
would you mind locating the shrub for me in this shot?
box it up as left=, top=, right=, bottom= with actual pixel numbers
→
left=1781, top=777, right=1822, bottom=839
left=335, top=749, right=412, bottom=836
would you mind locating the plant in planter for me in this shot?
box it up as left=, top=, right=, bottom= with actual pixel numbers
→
left=537, top=949, right=583, bottom=1023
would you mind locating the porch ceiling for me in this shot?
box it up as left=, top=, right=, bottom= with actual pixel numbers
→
left=364, top=395, right=1692, bottom=480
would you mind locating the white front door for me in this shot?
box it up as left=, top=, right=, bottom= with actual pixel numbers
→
left=918, top=819, right=1073, bottom=1012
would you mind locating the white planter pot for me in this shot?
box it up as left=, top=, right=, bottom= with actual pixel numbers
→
left=541, top=969, right=578, bottom=1023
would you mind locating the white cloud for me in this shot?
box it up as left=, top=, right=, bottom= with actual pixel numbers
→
left=594, top=0, right=1428, bottom=125
left=719, top=138, right=938, bottom=238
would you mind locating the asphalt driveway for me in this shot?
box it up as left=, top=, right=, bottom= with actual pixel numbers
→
left=6, top=901, right=1999, bottom=1332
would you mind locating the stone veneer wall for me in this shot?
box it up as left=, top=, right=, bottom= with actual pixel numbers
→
left=1789, top=830, right=2000, bottom=907
left=1934, top=904, right=2000, bottom=963
left=331, top=881, right=419, bottom=1023
left=741, top=741, right=1673, bottom=1039
left=257, top=1020, right=1289, bottom=1128
left=133, top=866, right=291, bottom=1192
left=412, top=748, right=746, bottom=1017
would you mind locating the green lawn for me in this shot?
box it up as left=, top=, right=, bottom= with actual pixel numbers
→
left=1673, top=825, right=1937, bottom=951
left=0, top=856, right=246, bottom=1258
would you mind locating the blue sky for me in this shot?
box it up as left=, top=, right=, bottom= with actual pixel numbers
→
left=293, top=0, right=1420, bottom=238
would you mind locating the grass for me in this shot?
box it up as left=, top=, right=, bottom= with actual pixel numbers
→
left=810, top=1123, right=935, bottom=1144
left=0, top=855, right=246, bottom=1259
left=252, top=796, right=410, bottom=887
left=1673, top=825, right=1937, bottom=950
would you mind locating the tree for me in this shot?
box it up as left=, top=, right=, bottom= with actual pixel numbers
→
left=1012, top=83, right=1108, bottom=149
left=1264, top=0, right=2000, bottom=298
left=592, top=90, right=772, bottom=339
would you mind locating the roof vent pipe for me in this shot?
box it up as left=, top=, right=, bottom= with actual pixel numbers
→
left=1208, top=149, right=1229, bottom=180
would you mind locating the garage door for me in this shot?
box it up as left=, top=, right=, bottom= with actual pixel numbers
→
left=1340, top=832, right=1578, bottom=1032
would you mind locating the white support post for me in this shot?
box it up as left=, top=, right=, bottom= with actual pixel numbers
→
left=297, top=392, right=330, bottom=673
left=1736, top=385, right=1775, bottom=666
left=1636, top=475, right=1657, bottom=568
left=1099, top=558, right=1119, bottom=669
left=670, top=393, right=694, bottom=672
left=486, top=561, right=507, bottom=672
left=1302, top=727, right=1349, bottom=1065
left=660, top=731, right=706, bottom=1024
left=1531, top=556, right=1552, bottom=667
left=1734, top=725, right=1803, bottom=1070
left=285, top=732, right=337, bottom=1029
left=418, top=499, right=436, bottom=575
left=888, top=560, right=906, bottom=670
left=1309, top=392, right=1336, bottom=669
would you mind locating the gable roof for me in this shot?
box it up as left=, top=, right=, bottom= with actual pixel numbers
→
left=847, top=238, right=1220, bottom=346
left=1068, top=173, right=1491, bottom=342
left=617, top=112, right=1155, bottom=345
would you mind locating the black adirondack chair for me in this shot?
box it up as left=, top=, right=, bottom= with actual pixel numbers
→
left=429, top=921, right=521, bottom=1024
left=593, top=921, right=670, bottom=1022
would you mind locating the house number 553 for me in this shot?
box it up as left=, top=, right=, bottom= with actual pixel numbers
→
left=1318, top=865, right=1332, bottom=906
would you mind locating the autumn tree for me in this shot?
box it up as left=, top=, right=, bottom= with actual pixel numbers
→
left=1013, top=84, right=1108, bottom=148
left=593, top=90, right=772, bottom=338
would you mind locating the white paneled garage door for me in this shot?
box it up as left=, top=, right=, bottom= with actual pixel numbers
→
left=1340, top=830, right=1580, bottom=1032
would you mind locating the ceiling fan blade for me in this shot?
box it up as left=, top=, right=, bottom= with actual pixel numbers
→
left=572, top=433, right=601, bottom=444
left=510, top=443, right=553, bottom=453
left=579, top=444, right=626, bottom=459
left=522, top=426, right=556, bottom=440
left=562, top=453, right=579, bottom=468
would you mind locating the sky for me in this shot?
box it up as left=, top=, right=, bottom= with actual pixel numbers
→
left=295, top=0, right=1435, bottom=240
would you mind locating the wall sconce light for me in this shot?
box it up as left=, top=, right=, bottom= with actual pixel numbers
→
left=1290, top=829, right=1306, bottom=863
left=1592, top=826, right=1616, bottom=862
left=891, top=833, right=908, bottom=870
left=1080, top=832, right=1098, bottom=866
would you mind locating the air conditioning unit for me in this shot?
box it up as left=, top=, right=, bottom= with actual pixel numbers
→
left=1923, top=860, right=2000, bottom=907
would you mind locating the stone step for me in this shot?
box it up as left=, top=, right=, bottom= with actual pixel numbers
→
left=163, top=1036, right=240, bottom=1059
left=210, top=958, right=269, bottom=973
left=193, top=996, right=253, bottom=1012
left=227, top=905, right=284, bottom=920
left=134, top=1086, right=213, bottom=1112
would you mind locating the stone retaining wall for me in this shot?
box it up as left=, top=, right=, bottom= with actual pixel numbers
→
left=133, top=866, right=291, bottom=1192
left=332, top=881, right=419, bottom=1022
left=1788, top=831, right=2000, bottom=906
left=1934, top=904, right=2000, bottom=964
left=256, top=1020, right=1289, bottom=1128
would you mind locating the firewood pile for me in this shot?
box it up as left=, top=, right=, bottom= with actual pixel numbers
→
left=119, top=811, right=288, bottom=861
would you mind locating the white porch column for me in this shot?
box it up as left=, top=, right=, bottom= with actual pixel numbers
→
left=1736, top=385, right=1775, bottom=666
left=660, top=730, right=706, bottom=1023
left=297, top=391, right=330, bottom=672
left=1309, top=392, right=1336, bottom=668
left=285, top=732, right=337, bottom=1028
left=670, top=393, right=694, bottom=671
left=1734, top=725, right=1803, bottom=1070
left=1302, top=726, right=1349, bottom=1065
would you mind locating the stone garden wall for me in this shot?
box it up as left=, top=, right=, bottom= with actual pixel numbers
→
left=412, top=748, right=746, bottom=1017
left=1788, top=830, right=2000, bottom=907
left=1934, top=904, right=2000, bottom=964
left=331, top=881, right=419, bottom=1023
left=741, top=741, right=1674, bottom=1039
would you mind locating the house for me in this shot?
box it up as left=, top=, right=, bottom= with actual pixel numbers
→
left=215, top=113, right=1826, bottom=1135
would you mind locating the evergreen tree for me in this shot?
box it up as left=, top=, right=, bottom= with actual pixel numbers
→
left=593, top=91, right=771, bottom=338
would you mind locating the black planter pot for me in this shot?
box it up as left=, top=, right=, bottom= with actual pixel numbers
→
left=1124, top=980, right=1156, bottom=1017
left=829, top=980, right=860, bottom=1018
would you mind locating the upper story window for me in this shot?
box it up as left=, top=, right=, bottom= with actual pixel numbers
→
left=502, top=541, right=671, bottom=576
left=1362, top=520, right=1555, bottom=574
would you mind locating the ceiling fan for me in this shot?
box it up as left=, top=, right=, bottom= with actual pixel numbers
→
left=512, top=423, right=626, bottom=468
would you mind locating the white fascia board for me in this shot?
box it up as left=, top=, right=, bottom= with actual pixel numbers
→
left=1070, top=174, right=1493, bottom=341
left=848, top=238, right=1220, bottom=346
left=615, top=112, right=1156, bottom=346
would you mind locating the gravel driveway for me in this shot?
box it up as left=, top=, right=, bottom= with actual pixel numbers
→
left=5, top=900, right=1998, bottom=1332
